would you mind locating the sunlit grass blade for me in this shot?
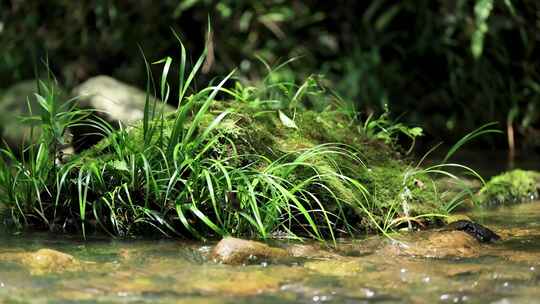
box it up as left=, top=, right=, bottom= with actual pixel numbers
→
left=443, top=122, right=502, bottom=163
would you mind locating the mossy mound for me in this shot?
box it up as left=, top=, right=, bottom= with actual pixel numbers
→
left=478, top=170, right=540, bottom=205
left=4, top=99, right=448, bottom=239
left=220, top=105, right=444, bottom=224
left=75, top=102, right=445, bottom=236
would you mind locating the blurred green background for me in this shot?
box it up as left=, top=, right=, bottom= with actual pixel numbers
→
left=1, top=0, right=539, bottom=152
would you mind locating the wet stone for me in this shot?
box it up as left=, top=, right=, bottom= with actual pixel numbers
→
left=285, top=244, right=340, bottom=259
left=304, top=259, right=363, bottom=276
left=20, top=248, right=82, bottom=275
left=211, top=237, right=289, bottom=265
left=382, top=231, right=481, bottom=259
left=1, top=201, right=540, bottom=303
left=191, top=266, right=305, bottom=296
left=445, top=220, right=501, bottom=243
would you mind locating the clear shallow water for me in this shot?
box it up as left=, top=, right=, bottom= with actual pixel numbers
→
left=0, top=202, right=539, bottom=304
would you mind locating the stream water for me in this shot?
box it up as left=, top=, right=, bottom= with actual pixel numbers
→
left=1, top=151, right=539, bottom=304
left=0, top=199, right=539, bottom=304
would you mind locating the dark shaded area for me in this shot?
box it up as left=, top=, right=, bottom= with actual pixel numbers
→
left=1, top=0, right=539, bottom=151
left=446, top=220, right=501, bottom=243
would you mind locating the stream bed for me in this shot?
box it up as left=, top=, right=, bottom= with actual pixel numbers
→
left=0, top=201, right=539, bottom=304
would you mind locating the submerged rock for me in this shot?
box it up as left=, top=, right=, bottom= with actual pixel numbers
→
left=211, top=237, right=288, bottom=264
left=286, top=244, right=340, bottom=259
left=478, top=169, right=540, bottom=205
left=20, top=248, right=81, bottom=275
left=304, top=259, right=363, bottom=276
left=382, top=231, right=481, bottom=259
left=193, top=266, right=306, bottom=296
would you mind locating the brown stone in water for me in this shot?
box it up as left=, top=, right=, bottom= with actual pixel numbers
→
left=20, top=248, right=81, bottom=275
left=286, top=244, right=341, bottom=259
left=304, top=259, right=364, bottom=276
left=211, top=237, right=289, bottom=265
left=382, top=231, right=481, bottom=259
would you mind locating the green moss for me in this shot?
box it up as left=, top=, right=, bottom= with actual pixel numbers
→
left=478, top=170, right=540, bottom=205
left=214, top=104, right=444, bottom=226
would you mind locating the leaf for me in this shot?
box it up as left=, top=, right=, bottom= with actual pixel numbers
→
left=109, top=160, right=129, bottom=172
left=375, top=4, right=401, bottom=31
left=471, top=0, right=494, bottom=59
left=409, top=127, right=423, bottom=137
left=278, top=110, right=298, bottom=129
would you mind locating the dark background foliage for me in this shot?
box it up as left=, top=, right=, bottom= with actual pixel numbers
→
left=1, top=0, right=539, bottom=151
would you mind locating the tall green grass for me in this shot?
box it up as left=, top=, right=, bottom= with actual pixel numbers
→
left=0, top=77, right=89, bottom=229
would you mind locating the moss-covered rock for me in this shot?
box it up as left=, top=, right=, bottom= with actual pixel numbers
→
left=44, top=101, right=448, bottom=237
left=435, top=177, right=481, bottom=211
left=208, top=104, right=445, bottom=226
left=478, top=170, right=540, bottom=205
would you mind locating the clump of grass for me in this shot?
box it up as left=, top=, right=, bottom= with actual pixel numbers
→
left=0, top=34, right=486, bottom=243
left=0, top=76, right=89, bottom=230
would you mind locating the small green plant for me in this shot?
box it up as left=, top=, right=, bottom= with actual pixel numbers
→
left=371, top=121, right=502, bottom=232
left=400, top=123, right=502, bottom=223
left=359, top=104, right=423, bottom=153
left=24, top=81, right=89, bottom=162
